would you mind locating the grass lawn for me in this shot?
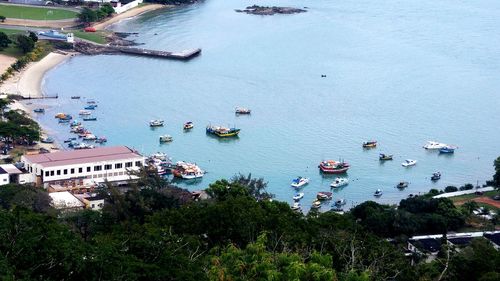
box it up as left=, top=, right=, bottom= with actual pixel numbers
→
left=0, top=27, right=24, bottom=36
left=449, top=190, right=498, bottom=203
left=0, top=4, right=78, bottom=20
left=70, top=31, right=108, bottom=44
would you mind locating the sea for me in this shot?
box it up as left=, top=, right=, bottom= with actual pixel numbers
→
left=29, top=0, right=500, bottom=210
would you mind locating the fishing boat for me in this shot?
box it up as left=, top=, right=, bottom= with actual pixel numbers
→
left=83, top=117, right=97, bottom=121
left=87, top=100, right=97, bottom=104
left=235, top=107, right=251, bottom=114
left=58, top=119, right=70, bottom=124
left=63, top=137, right=76, bottom=143
left=206, top=125, right=240, bottom=137
left=60, top=114, right=72, bottom=120
left=83, top=134, right=97, bottom=141
left=73, top=143, right=94, bottom=150
left=379, top=154, right=393, bottom=161
left=149, top=119, right=164, bottom=127
left=159, top=135, right=173, bottom=143
left=71, top=96, right=80, bottom=99
left=330, top=177, right=349, bottom=188
left=173, top=161, right=204, bottom=179
left=151, top=152, right=169, bottom=161
left=311, top=200, right=322, bottom=209
left=423, top=141, right=447, bottom=150
left=334, top=198, right=346, bottom=206
left=319, top=160, right=350, bottom=174
left=374, top=189, right=383, bottom=197
left=79, top=110, right=92, bottom=115
left=293, top=192, right=304, bottom=201
left=41, top=137, right=54, bottom=144
left=84, top=105, right=97, bottom=110
left=431, top=172, right=441, bottom=181
left=291, top=177, right=309, bottom=188
left=439, top=146, right=455, bottom=154
left=291, top=202, right=301, bottom=211
left=362, top=140, right=377, bottom=148
left=396, top=181, right=409, bottom=189
left=55, top=113, right=66, bottom=119
left=317, top=191, right=333, bottom=201
left=401, top=159, right=417, bottom=167
left=33, top=108, right=44, bottom=113
left=183, top=121, right=194, bottom=130
left=95, top=137, right=107, bottom=144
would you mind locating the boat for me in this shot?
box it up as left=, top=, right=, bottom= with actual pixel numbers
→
left=55, top=113, right=66, bottom=118
left=63, top=137, right=76, bottom=143
left=235, top=107, right=251, bottom=114
left=37, top=30, right=67, bottom=40
left=84, top=104, right=97, bottom=110
left=79, top=110, right=92, bottom=115
left=396, top=181, right=409, bottom=189
left=73, top=143, right=94, bottom=150
left=362, top=140, right=377, bottom=148
left=292, top=192, right=304, bottom=201
left=319, top=160, right=350, bottom=174
left=206, top=125, right=240, bottom=137
left=60, top=114, right=72, bottom=120
left=151, top=152, right=169, bottom=161
left=379, top=153, right=393, bottom=161
left=291, top=177, right=309, bottom=188
left=149, top=119, right=164, bottom=127
left=431, top=172, right=441, bottom=181
left=334, top=198, right=346, bottom=206
left=71, top=96, right=81, bottom=99
left=83, top=117, right=97, bottom=121
left=33, top=108, right=44, bottom=113
left=439, top=146, right=455, bottom=154
left=41, top=137, right=54, bottom=144
left=83, top=134, right=97, bottom=141
left=291, top=202, right=301, bottom=211
left=401, top=159, right=417, bottom=167
left=159, top=135, right=173, bottom=143
left=330, top=206, right=344, bottom=213
left=58, top=119, right=70, bottom=124
left=95, top=137, right=107, bottom=144
left=311, top=200, right=322, bottom=209
left=330, top=177, right=348, bottom=188
left=317, top=191, right=333, bottom=201
left=423, top=141, right=447, bottom=150
left=374, top=189, right=383, bottom=197
left=87, top=100, right=97, bottom=104
left=173, top=161, right=204, bottom=179
left=183, top=121, right=194, bottom=130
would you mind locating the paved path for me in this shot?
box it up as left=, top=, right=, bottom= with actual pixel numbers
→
left=433, top=186, right=495, bottom=198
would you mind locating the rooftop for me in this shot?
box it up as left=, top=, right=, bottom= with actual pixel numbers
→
left=49, top=191, right=85, bottom=209
left=23, top=146, right=143, bottom=168
left=0, top=164, right=24, bottom=174
left=484, top=232, right=500, bottom=247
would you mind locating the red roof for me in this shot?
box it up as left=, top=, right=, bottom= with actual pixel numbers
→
left=23, top=146, right=143, bottom=168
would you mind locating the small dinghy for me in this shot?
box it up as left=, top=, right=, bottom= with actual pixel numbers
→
left=396, top=181, right=409, bottom=189
left=291, top=177, right=309, bottom=188
left=379, top=153, right=393, bottom=160
left=159, top=135, right=173, bottom=143
left=150, top=119, right=164, bottom=127
left=374, top=189, right=383, bottom=197
left=293, top=192, right=304, bottom=201
left=330, top=177, right=348, bottom=188
left=402, top=159, right=417, bottom=167
left=317, top=191, right=333, bottom=201
left=431, top=172, right=441, bottom=181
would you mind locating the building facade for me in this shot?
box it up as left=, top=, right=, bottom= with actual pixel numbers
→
left=21, top=146, right=145, bottom=189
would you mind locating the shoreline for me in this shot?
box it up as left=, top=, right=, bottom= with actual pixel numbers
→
left=93, top=4, right=169, bottom=31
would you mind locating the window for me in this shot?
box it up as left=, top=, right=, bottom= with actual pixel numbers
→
left=87, top=167, right=91, bottom=172
left=50, top=171, right=54, bottom=176
left=63, top=169, right=68, bottom=175
left=104, top=164, right=112, bottom=170
left=70, top=168, right=75, bottom=174
left=125, top=162, right=133, bottom=168
left=3, top=179, right=7, bottom=182
left=57, top=170, right=61, bottom=176
left=91, top=204, right=95, bottom=208
left=135, top=161, right=142, bottom=167
left=45, top=171, right=49, bottom=177
left=115, top=163, right=123, bottom=169
left=78, top=167, right=83, bottom=173
left=94, top=165, right=102, bottom=171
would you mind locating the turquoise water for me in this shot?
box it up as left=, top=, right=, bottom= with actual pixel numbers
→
left=33, top=0, right=500, bottom=209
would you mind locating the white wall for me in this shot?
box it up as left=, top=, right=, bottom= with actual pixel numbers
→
left=0, top=174, right=9, bottom=186
left=114, top=0, right=144, bottom=14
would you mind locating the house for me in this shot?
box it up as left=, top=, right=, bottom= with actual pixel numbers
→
left=49, top=191, right=85, bottom=212
left=0, top=164, right=30, bottom=185
left=21, top=146, right=145, bottom=190
left=76, top=193, right=105, bottom=211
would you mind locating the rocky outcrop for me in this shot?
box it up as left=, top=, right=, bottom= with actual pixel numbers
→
left=235, top=5, right=307, bottom=15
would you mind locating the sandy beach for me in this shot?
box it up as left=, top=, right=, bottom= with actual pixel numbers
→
left=0, top=54, right=16, bottom=74
left=0, top=52, right=73, bottom=98
left=93, top=4, right=167, bottom=30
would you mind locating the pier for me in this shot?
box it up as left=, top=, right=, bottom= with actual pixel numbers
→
left=74, top=42, right=201, bottom=61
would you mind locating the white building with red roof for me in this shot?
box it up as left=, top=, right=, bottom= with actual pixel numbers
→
left=21, top=146, right=145, bottom=189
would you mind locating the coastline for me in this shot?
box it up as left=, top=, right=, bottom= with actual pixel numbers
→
left=93, top=4, right=169, bottom=30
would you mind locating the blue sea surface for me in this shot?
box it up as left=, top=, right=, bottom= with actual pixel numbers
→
left=32, top=0, right=500, bottom=209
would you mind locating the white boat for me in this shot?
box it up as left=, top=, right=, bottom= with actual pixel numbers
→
left=311, top=200, right=322, bottom=209
left=151, top=152, right=169, bottom=161
left=330, top=177, right=349, bottom=188
left=159, top=135, right=173, bottom=143
left=149, top=119, right=164, bottom=127
left=402, top=159, right=417, bottom=167
left=79, top=110, right=92, bottom=115
left=73, top=143, right=94, bottom=150
left=291, top=177, right=309, bottom=187
left=291, top=202, right=301, bottom=211
left=334, top=198, right=346, bottom=206
left=83, top=134, right=97, bottom=141
left=374, top=189, right=383, bottom=197
left=174, top=161, right=204, bottom=179
left=423, top=141, right=447, bottom=150
left=293, top=192, right=304, bottom=201
left=235, top=106, right=251, bottom=114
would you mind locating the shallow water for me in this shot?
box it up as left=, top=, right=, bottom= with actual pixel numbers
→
left=33, top=0, right=500, bottom=210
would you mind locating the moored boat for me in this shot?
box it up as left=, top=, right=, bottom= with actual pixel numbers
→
left=183, top=121, right=194, bottom=130
left=334, top=198, right=346, bottom=206
left=235, top=107, right=251, bottom=114
left=431, top=172, right=441, bottom=181
left=41, top=137, right=54, bottom=144
left=206, top=125, right=240, bottom=137
left=439, top=146, right=455, bottom=154
left=83, top=117, right=97, bottom=121
left=319, top=160, right=350, bottom=174
left=33, top=108, right=45, bottom=113
left=293, top=192, right=304, bottom=201
left=79, top=110, right=92, bottom=115
left=71, top=96, right=81, bottom=99
left=95, top=137, right=107, bottom=144
left=374, top=189, right=383, bottom=197
left=379, top=153, right=393, bottom=160
left=83, top=134, right=97, bottom=141
left=291, top=202, right=302, bottom=211
left=330, top=177, right=348, bottom=188
left=362, top=140, right=377, bottom=148
left=311, top=200, right=322, bottom=209
left=84, top=104, right=97, bottom=110
left=291, top=177, right=309, bottom=188
left=173, top=161, right=204, bottom=179
left=401, top=159, right=417, bottom=167
left=396, top=181, right=409, bottom=189
left=149, top=119, right=164, bottom=127
left=423, top=141, right=447, bottom=150
left=159, top=135, right=173, bottom=143
left=317, top=191, right=333, bottom=201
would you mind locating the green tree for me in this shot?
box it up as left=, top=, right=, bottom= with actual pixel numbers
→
left=15, top=35, right=35, bottom=54
left=0, top=15, right=5, bottom=23
left=0, top=32, right=10, bottom=50
left=461, top=200, right=479, bottom=215
left=78, top=7, right=97, bottom=24
left=493, top=156, right=500, bottom=189
left=100, top=3, right=115, bottom=16
left=28, top=31, right=38, bottom=43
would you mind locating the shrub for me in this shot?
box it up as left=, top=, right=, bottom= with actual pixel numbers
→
left=444, top=186, right=458, bottom=193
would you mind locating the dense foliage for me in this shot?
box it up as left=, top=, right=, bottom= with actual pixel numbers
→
left=0, top=171, right=498, bottom=280
left=0, top=32, right=10, bottom=50
left=0, top=102, right=41, bottom=145
left=78, top=4, right=114, bottom=24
